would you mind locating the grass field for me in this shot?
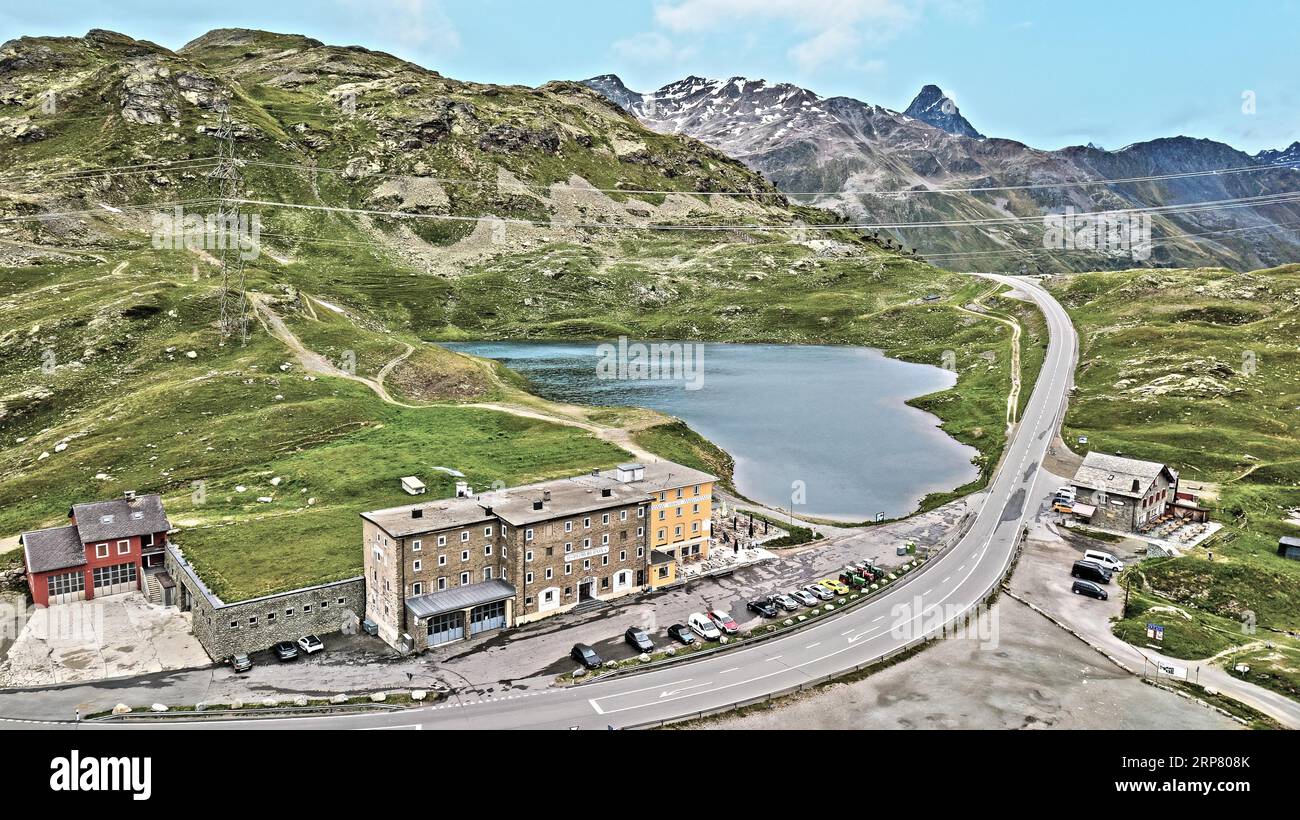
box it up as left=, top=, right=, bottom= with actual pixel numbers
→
left=1050, top=265, right=1300, bottom=670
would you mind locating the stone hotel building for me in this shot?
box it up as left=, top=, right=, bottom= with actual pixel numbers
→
left=361, top=460, right=715, bottom=653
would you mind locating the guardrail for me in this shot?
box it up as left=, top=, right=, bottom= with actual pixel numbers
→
left=570, top=509, right=978, bottom=687
left=90, top=702, right=407, bottom=722
left=620, top=521, right=1024, bottom=729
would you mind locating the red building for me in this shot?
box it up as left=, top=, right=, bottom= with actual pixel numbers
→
left=19, top=492, right=171, bottom=607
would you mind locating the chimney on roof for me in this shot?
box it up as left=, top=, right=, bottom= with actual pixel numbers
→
left=591, top=469, right=599, bottom=477
left=601, top=488, right=612, bottom=497
left=532, top=500, right=544, bottom=511
left=1132, top=479, right=1141, bottom=493
left=412, top=508, right=423, bottom=519
left=543, top=490, right=552, bottom=502
left=123, top=490, right=136, bottom=502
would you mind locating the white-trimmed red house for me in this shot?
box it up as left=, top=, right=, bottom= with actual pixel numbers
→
left=19, top=491, right=171, bottom=607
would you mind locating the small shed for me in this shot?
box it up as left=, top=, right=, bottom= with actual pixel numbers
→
left=400, top=476, right=427, bottom=496
left=1279, top=536, right=1300, bottom=562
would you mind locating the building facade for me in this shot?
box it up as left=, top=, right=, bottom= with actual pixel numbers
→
left=594, top=462, right=716, bottom=589
left=360, top=461, right=715, bottom=653
left=1069, top=452, right=1178, bottom=532
left=19, top=492, right=170, bottom=607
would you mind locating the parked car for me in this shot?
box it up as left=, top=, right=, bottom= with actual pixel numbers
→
left=571, top=643, right=603, bottom=669
left=272, top=641, right=299, bottom=662
left=667, top=623, right=696, bottom=645
left=707, top=609, right=740, bottom=635
left=773, top=593, right=800, bottom=611
left=1083, top=549, right=1124, bottom=573
left=804, top=583, right=834, bottom=601
left=1052, top=501, right=1076, bottom=514
left=1071, top=559, right=1113, bottom=584
left=688, top=612, right=722, bottom=640
left=1071, top=579, right=1108, bottom=600
left=624, top=627, right=655, bottom=653
left=790, top=589, right=819, bottom=607
left=297, top=634, right=324, bottom=655
left=228, top=653, right=253, bottom=673
left=820, top=578, right=851, bottom=595
left=747, top=597, right=779, bottom=618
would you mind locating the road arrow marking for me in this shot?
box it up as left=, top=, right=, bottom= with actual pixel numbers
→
left=659, top=681, right=712, bottom=698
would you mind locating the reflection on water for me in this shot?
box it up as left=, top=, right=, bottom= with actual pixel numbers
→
left=445, top=341, right=979, bottom=520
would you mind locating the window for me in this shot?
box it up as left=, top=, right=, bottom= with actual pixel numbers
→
left=583, top=538, right=591, bottom=548
left=438, top=554, right=447, bottom=566
left=46, top=571, right=84, bottom=598
left=676, top=488, right=683, bottom=499
left=620, top=550, right=627, bottom=561
left=637, top=507, right=644, bottom=518
left=545, top=567, right=553, bottom=580
left=526, top=571, right=534, bottom=583
left=484, top=544, right=492, bottom=556
left=601, top=576, right=610, bottom=589
left=461, top=550, right=470, bottom=562
left=565, top=521, right=573, bottom=532
left=583, top=559, right=591, bottom=570
left=95, top=543, right=109, bottom=558
left=693, top=484, right=700, bottom=495
left=545, top=546, right=554, bottom=556
left=483, top=567, right=494, bottom=581
left=267, top=612, right=276, bottom=623
left=620, top=510, right=628, bottom=521
left=438, top=577, right=447, bottom=591
left=412, top=539, right=422, bottom=551
left=338, top=597, right=346, bottom=605
left=437, top=535, right=447, bottom=547
left=543, top=589, right=555, bottom=603
left=658, top=529, right=666, bottom=541
left=461, top=531, right=470, bottom=542
left=637, top=527, right=644, bottom=537
left=286, top=607, right=294, bottom=617
left=303, top=604, right=312, bottom=614
left=658, top=510, right=665, bottom=520
left=525, top=528, right=534, bottom=541
left=692, top=504, right=699, bottom=514
left=676, top=507, right=683, bottom=517
left=601, top=555, right=609, bottom=566
left=526, top=550, right=534, bottom=562
left=564, top=542, right=572, bottom=553
left=564, top=563, right=572, bottom=575
left=601, top=534, right=609, bottom=545
left=637, top=546, right=645, bottom=557
left=484, top=525, right=493, bottom=537
left=144, top=533, right=155, bottom=547
left=583, top=517, right=591, bottom=528
left=459, top=572, right=470, bottom=586
left=230, top=620, right=240, bottom=629
left=249, top=616, right=258, bottom=626
left=602, top=513, right=609, bottom=525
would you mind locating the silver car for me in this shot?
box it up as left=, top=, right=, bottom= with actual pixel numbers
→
left=790, top=589, right=819, bottom=607
left=804, top=583, right=834, bottom=601
left=773, top=593, right=800, bottom=611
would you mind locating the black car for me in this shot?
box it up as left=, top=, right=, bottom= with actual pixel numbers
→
left=272, top=641, right=299, bottom=662
left=747, top=597, right=779, bottom=618
left=571, top=643, right=602, bottom=669
left=624, top=627, right=655, bottom=653
left=228, top=653, right=253, bottom=673
left=1071, top=559, right=1112, bottom=584
left=1072, top=579, right=1108, bottom=600
left=666, top=623, right=696, bottom=645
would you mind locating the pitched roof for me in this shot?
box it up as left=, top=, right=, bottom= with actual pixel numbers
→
left=1072, top=452, right=1175, bottom=499
left=71, top=494, right=170, bottom=543
left=21, top=525, right=87, bottom=573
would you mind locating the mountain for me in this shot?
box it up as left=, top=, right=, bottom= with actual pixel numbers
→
left=903, top=84, right=982, bottom=139
left=582, top=74, right=1300, bottom=272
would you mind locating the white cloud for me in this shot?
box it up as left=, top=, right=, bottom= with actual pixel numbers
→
left=335, top=0, right=460, bottom=55
left=651, top=0, right=929, bottom=73
left=611, top=31, right=696, bottom=65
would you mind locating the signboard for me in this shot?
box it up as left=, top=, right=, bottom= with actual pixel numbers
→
left=1145, top=623, right=1164, bottom=642
left=1157, top=661, right=1187, bottom=680
left=567, top=545, right=609, bottom=562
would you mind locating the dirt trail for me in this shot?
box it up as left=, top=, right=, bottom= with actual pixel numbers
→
left=957, top=284, right=1023, bottom=426
left=249, top=293, right=657, bottom=461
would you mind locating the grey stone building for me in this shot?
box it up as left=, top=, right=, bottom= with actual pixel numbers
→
left=361, top=470, right=652, bottom=653
left=1069, top=452, right=1178, bottom=532
left=165, top=544, right=364, bottom=661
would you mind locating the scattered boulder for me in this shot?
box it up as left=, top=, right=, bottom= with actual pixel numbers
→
left=370, top=691, right=387, bottom=703
left=112, top=703, right=132, bottom=715
left=149, top=703, right=168, bottom=713
left=329, top=694, right=349, bottom=705
left=411, top=690, right=427, bottom=702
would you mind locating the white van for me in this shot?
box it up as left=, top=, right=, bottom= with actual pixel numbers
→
left=1083, top=549, right=1123, bottom=572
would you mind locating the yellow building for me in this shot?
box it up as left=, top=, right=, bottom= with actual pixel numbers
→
left=598, top=462, right=716, bottom=589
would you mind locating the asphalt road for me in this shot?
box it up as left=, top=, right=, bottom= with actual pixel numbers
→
left=72, top=273, right=1078, bottom=731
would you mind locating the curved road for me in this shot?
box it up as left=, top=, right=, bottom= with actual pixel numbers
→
left=74, top=273, right=1077, bottom=731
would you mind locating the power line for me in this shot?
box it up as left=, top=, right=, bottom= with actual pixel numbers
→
left=0, top=156, right=221, bottom=183
left=0, top=198, right=218, bottom=224
left=236, top=156, right=1300, bottom=198
left=225, top=189, right=1300, bottom=233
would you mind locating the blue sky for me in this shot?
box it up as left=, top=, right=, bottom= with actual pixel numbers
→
left=3, top=0, right=1298, bottom=152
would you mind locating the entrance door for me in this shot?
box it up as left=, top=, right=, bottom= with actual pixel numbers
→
left=92, top=562, right=137, bottom=598
left=46, top=571, right=86, bottom=605
left=469, top=600, right=507, bottom=635
left=579, top=579, right=595, bottom=602
left=427, top=611, right=464, bottom=647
